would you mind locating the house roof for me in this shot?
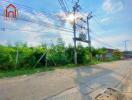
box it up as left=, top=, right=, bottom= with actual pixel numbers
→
left=105, top=48, right=115, bottom=52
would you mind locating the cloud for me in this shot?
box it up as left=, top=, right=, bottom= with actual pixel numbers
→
left=0, top=7, right=93, bottom=47
left=102, top=0, right=124, bottom=13
left=19, top=10, right=54, bottom=26
left=17, top=10, right=76, bottom=46
left=0, top=40, right=8, bottom=45
left=104, top=33, right=132, bottom=50
left=92, top=33, right=132, bottom=51
left=0, top=9, right=65, bottom=46
left=56, top=11, right=87, bottom=25
left=100, top=17, right=111, bottom=24
left=19, top=22, right=61, bottom=46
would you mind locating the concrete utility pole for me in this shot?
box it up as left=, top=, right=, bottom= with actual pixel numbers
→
left=15, top=47, right=19, bottom=68
left=123, top=40, right=129, bottom=51
left=72, top=0, right=93, bottom=64
left=73, top=2, right=80, bottom=64
left=87, top=12, right=93, bottom=62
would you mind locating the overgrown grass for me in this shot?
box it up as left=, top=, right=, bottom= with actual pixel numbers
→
left=0, top=59, right=119, bottom=78
left=0, top=67, right=54, bottom=78
left=0, top=63, right=93, bottom=78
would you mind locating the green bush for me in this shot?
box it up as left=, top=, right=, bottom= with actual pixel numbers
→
left=77, top=45, right=90, bottom=64
left=0, top=39, right=122, bottom=71
left=0, top=46, right=15, bottom=70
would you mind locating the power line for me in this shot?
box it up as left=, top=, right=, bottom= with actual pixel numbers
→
left=0, top=27, right=42, bottom=33
left=2, top=0, right=91, bottom=34
left=3, top=0, right=59, bottom=19
left=80, top=6, right=113, bottom=48
left=90, top=30, right=115, bottom=46
left=63, top=0, right=70, bottom=12
left=0, top=26, right=72, bottom=33
left=1, top=0, right=77, bottom=33
left=72, top=1, right=93, bottom=64
left=58, top=0, right=70, bottom=13
left=2, top=0, right=116, bottom=50
left=90, top=31, right=113, bottom=47
left=123, top=40, right=129, bottom=51
left=91, top=34, right=115, bottom=49
left=0, top=14, right=73, bottom=33
left=92, top=16, right=107, bottom=33
left=91, top=30, right=105, bottom=39
left=79, top=6, right=114, bottom=48
left=91, top=31, right=129, bottom=51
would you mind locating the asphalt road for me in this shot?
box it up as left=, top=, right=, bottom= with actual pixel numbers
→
left=0, top=59, right=132, bottom=100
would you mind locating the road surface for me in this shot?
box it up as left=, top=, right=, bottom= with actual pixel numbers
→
left=0, top=59, right=132, bottom=100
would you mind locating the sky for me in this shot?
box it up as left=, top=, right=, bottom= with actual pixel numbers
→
left=0, top=0, right=132, bottom=51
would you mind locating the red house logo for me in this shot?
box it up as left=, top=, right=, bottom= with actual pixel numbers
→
left=5, top=4, right=17, bottom=19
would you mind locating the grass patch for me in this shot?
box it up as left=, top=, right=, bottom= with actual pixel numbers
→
left=0, top=59, right=118, bottom=78
left=0, top=67, right=54, bottom=78
left=0, top=63, right=91, bottom=78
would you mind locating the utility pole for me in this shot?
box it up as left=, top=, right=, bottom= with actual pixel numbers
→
left=72, top=0, right=93, bottom=64
left=73, top=2, right=80, bottom=64
left=87, top=12, right=93, bottom=62
left=123, top=40, right=129, bottom=51
left=15, top=47, right=19, bottom=68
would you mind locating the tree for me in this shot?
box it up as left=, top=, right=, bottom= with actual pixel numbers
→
left=113, top=49, right=123, bottom=60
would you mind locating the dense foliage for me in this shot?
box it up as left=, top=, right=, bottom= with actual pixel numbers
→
left=0, top=38, right=123, bottom=71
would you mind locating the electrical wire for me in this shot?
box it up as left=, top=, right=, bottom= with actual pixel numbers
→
left=92, top=17, right=107, bottom=33
left=0, top=27, right=42, bottom=33
left=63, top=0, right=70, bottom=12
left=2, top=0, right=71, bottom=30
left=58, top=0, right=69, bottom=13
left=3, top=0, right=57, bottom=18
left=80, top=7, right=118, bottom=49
left=0, top=25, right=72, bottom=33
left=1, top=0, right=119, bottom=50
left=1, top=0, right=75, bottom=32
left=90, top=34, right=116, bottom=49
left=2, top=0, right=89, bottom=33
left=0, top=14, right=73, bottom=33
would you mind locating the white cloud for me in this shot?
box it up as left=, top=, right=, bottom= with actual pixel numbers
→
left=103, top=0, right=124, bottom=13
left=58, top=30, right=73, bottom=46
left=100, top=17, right=111, bottom=24
left=104, top=34, right=132, bottom=51
left=19, top=23, right=61, bottom=46
left=0, top=9, right=93, bottom=47
left=0, top=40, right=8, bottom=45
left=0, top=9, right=66, bottom=46
left=17, top=10, right=77, bottom=46
left=19, top=10, right=54, bottom=26
left=92, top=33, right=132, bottom=51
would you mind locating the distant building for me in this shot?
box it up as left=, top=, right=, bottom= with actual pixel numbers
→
left=97, top=48, right=122, bottom=61
left=123, top=51, right=132, bottom=59
left=105, top=48, right=114, bottom=58
left=102, top=48, right=115, bottom=60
